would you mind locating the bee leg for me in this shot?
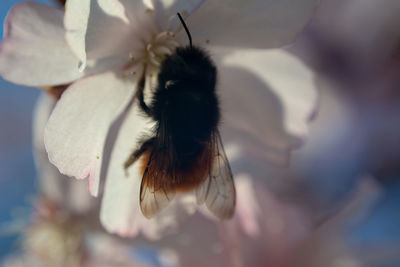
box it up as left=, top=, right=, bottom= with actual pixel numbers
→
left=124, top=137, right=155, bottom=176
left=135, top=67, right=152, bottom=116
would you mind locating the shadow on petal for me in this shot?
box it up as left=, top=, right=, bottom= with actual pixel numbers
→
left=219, top=66, right=301, bottom=166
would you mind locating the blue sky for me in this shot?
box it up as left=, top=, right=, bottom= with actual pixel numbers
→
left=0, top=0, right=53, bottom=258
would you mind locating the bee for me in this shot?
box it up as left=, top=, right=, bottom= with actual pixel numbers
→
left=124, top=13, right=236, bottom=219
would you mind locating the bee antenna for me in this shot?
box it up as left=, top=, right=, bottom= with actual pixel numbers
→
left=177, top=12, right=192, bottom=48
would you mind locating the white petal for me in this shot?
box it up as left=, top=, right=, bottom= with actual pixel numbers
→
left=44, top=72, right=136, bottom=197
left=0, top=2, right=125, bottom=87
left=33, top=93, right=95, bottom=213
left=65, top=0, right=138, bottom=62
left=100, top=102, right=196, bottom=239
left=150, top=0, right=204, bottom=13
left=185, top=0, right=319, bottom=48
left=216, top=48, right=317, bottom=164
left=0, top=2, right=84, bottom=86
left=64, top=0, right=90, bottom=64
left=148, top=0, right=204, bottom=30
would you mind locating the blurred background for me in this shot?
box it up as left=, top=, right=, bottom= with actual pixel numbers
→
left=0, top=0, right=53, bottom=258
left=1, top=0, right=400, bottom=266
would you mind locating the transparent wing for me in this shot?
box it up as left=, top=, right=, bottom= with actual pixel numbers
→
left=196, top=131, right=236, bottom=219
left=139, top=150, right=176, bottom=219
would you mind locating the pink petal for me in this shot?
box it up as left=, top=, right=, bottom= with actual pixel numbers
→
left=44, top=72, right=136, bottom=197
left=186, top=0, right=319, bottom=48
left=216, top=48, right=317, bottom=164
left=0, top=2, right=84, bottom=86
left=234, top=175, right=261, bottom=238
left=100, top=103, right=196, bottom=239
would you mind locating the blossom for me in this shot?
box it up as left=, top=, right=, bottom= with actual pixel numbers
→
left=0, top=0, right=319, bottom=237
left=166, top=176, right=389, bottom=267
left=2, top=198, right=166, bottom=267
left=33, top=93, right=96, bottom=214
left=2, top=93, right=96, bottom=267
left=1, top=92, right=176, bottom=267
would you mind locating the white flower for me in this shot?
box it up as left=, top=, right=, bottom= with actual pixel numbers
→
left=0, top=0, right=319, bottom=237
left=33, top=93, right=96, bottom=214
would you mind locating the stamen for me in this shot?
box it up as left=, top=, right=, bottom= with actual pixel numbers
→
left=166, top=39, right=180, bottom=47
left=154, top=46, right=173, bottom=55
left=146, top=43, right=157, bottom=59
left=123, top=30, right=179, bottom=77
left=148, top=50, right=156, bottom=59
left=149, top=56, right=161, bottom=67
left=143, top=0, right=154, bottom=11
left=181, top=9, right=189, bottom=18
left=155, top=32, right=170, bottom=43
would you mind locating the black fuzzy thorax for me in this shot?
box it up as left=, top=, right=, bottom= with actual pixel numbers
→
left=150, top=46, right=219, bottom=168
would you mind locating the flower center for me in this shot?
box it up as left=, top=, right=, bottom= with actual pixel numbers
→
left=125, top=31, right=179, bottom=78
left=144, top=31, right=179, bottom=69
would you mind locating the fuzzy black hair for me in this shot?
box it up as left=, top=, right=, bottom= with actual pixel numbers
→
left=150, top=46, right=219, bottom=162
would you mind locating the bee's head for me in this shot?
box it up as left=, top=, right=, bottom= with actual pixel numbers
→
left=157, top=46, right=217, bottom=94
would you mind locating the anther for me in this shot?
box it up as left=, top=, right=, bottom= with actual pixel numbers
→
left=166, top=40, right=180, bottom=47
left=149, top=56, right=161, bottom=67
left=155, top=32, right=170, bottom=43
left=154, top=46, right=173, bottom=55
